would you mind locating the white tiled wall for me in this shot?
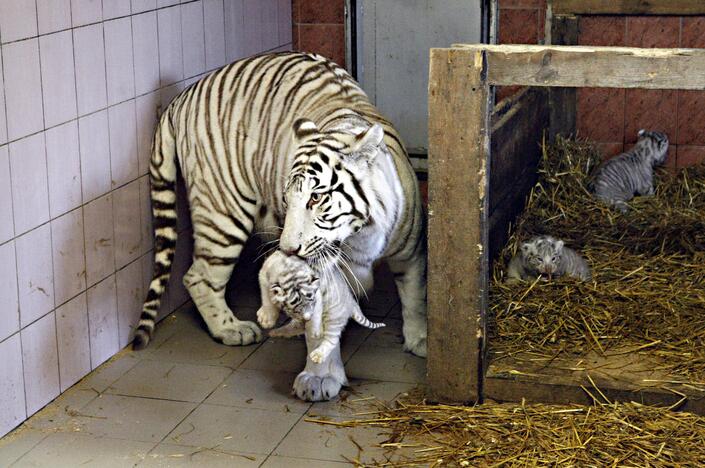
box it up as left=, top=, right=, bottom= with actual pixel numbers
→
left=0, top=0, right=292, bottom=437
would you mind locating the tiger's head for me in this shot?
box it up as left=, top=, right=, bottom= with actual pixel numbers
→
left=637, top=129, right=669, bottom=166
left=520, top=235, right=564, bottom=277
left=280, top=118, right=386, bottom=261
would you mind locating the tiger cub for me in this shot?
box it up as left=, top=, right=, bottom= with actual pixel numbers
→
left=257, top=250, right=385, bottom=363
left=590, top=129, right=669, bottom=213
left=507, top=235, right=591, bottom=282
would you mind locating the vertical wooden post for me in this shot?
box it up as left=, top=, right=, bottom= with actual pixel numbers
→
left=548, top=14, right=579, bottom=140
left=427, top=48, right=491, bottom=403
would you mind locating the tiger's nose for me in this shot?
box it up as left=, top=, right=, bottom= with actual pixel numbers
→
left=281, top=245, right=301, bottom=256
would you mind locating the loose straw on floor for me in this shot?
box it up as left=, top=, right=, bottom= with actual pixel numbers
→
left=309, top=391, right=705, bottom=467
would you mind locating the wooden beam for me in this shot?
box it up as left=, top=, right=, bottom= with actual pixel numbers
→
left=427, top=48, right=490, bottom=403
left=552, top=0, right=705, bottom=16
left=449, top=44, right=705, bottom=90
left=548, top=15, right=578, bottom=140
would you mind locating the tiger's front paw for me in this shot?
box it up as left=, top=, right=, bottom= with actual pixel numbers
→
left=292, top=371, right=344, bottom=401
left=256, top=306, right=278, bottom=329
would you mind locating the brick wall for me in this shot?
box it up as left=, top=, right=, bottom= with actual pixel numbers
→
left=498, top=0, right=705, bottom=168
left=291, top=0, right=346, bottom=67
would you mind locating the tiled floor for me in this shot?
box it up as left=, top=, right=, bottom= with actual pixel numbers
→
left=0, top=265, right=425, bottom=467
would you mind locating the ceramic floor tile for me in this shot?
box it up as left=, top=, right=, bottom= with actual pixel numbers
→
left=261, top=455, right=350, bottom=467
left=107, top=360, right=231, bottom=403
left=387, top=301, right=402, bottom=319
left=360, top=319, right=404, bottom=349
left=75, top=350, right=141, bottom=393
left=0, top=428, right=46, bottom=467
left=146, top=307, right=261, bottom=368
left=360, top=292, right=400, bottom=319
left=274, top=416, right=413, bottom=465
left=76, top=394, right=196, bottom=443
left=345, top=345, right=426, bottom=384
left=310, top=380, right=419, bottom=419
left=139, top=443, right=263, bottom=467
left=23, top=386, right=99, bottom=433
left=13, top=433, right=154, bottom=468
left=341, top=322, right=373, bottom=363
left=239, top=338, right=307, bottom=373
left=166, top=404, right=301, bottom=456
left=205, top=369, right=311, bottom=415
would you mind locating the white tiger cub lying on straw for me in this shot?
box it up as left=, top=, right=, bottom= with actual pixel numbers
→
left=257, top=250, right=385, bottom=365
left=507, top=235, right=591, bottom=282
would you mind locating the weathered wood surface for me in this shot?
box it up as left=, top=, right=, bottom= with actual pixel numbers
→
left=548, top=15, right=578, bottom=140
left=449, top=44, right=705, bottom=90
left=485, top=350, right=705, bottom=414
left=488, top=87, right=548, bottom=261
left=552, top=0, right=705, bottom=16
left=427, top=48, right=490, bottom=403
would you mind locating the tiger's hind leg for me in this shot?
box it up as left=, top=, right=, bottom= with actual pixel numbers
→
left=184, top=218, right=263, bottom=346
left=388, top=252, right=428, bottom=358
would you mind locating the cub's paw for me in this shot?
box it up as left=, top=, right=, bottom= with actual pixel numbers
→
left=292, top=371, right=344, bottom=401
left=213, top=320, right=263, bottom=346
left=256, top=307, right=277, bottom=329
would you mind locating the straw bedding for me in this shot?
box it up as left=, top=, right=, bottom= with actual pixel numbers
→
left=311, top=392, right=705, bottom=467
left=489, top=137, right=705, bottom=385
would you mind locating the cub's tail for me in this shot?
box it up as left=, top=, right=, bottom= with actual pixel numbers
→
left=133, top=111, right=178, bottom=350
left=351, top=310, right=386, bottom=330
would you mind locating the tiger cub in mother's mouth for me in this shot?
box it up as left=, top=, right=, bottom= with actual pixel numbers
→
left=590, top=129, right=669, bottom=213
left=507, top=235, right=591, bottom=282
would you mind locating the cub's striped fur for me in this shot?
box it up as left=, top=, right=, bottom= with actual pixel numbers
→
left=133, top=52, right=426, bottom=376
left=507, top=235, right=591, bottom=282
left=591, top=130, right=669, bottom=213
left=257, top=250, right=385, bottom=368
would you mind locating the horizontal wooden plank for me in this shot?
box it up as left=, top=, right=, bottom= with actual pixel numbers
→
left=553, top=0, right=705, bottom=15
left=485, top=350, right=705, bottom=414
left=447, top=44, right=705, bottom=89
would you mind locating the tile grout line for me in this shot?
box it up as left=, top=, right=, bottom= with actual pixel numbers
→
left=137, top=356, right=240, bottom=463
left=261, top=400, right=314, bottom=466
left=34, top=0, right=63, bottom=400
left=0, top=0, right=203, bottom=48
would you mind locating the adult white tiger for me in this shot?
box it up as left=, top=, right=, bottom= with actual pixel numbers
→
left=133, top=52, right=427, bottom=400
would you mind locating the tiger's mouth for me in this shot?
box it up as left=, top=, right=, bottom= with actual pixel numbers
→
left=304, top=240, right=343, bottom=267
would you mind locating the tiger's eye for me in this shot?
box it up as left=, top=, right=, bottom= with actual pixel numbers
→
left=307, top=193, right=322, bottom=209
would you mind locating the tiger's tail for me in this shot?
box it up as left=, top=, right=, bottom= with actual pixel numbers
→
left=133, top=111, right=179, bottom=350
left=351, top=310, right=386, bottom=330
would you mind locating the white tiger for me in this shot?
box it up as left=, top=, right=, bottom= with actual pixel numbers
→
left=133, top=52, right=427, bottom=401
left=257, top=250, right=385, bottom=374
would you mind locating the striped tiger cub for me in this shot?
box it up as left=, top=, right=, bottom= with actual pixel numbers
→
left=257, top=250, right=385, bottom=373
left=507, top=235, right=591, bottom=282
left=590, top=130, right=669, bottom=213
left=134, top=52, right=426, bottom=400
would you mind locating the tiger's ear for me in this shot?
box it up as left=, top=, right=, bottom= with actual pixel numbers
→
left=349, top=124, right=384, bottom=152
left=293, top=118, right=319, bottom=144
left=341, top=124, right=385, bottom=166
left=637, top=129, right=646, bottom=138
left=554, top=240, right=564, bottom=251
left=520, top=242, right=531, bottom=254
